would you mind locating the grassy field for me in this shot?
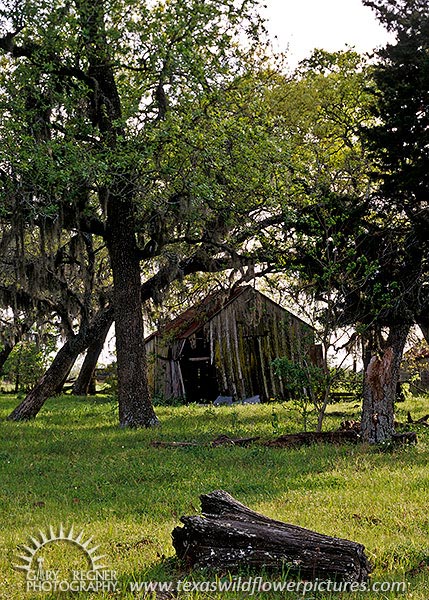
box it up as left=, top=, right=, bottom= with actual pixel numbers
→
left=0, top=393, right=428, bottom=599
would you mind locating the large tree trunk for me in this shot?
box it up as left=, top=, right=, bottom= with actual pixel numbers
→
left=72, top=320, right=110, bottom=395
left=106, top=200, right=158, bottom=428
left=361, top=323, right=410, bottom=443
left=173, top=490, right=371, bottom=583
left=7, top=309, right=114, bottom=421
left=54, top=366, right=75, bottom=395
left=75, top=0, right=158, bottom=428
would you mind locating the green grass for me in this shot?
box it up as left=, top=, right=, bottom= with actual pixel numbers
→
left=1, top=393, right=428, bottom=599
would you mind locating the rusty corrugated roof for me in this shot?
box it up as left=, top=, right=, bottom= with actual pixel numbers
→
left=146, top=286, right=249, bottom=342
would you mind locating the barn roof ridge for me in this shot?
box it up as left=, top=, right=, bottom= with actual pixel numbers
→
left=145, top=285, right=311, bottom=343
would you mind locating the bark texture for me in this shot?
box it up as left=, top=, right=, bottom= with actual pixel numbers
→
left=361, top=324, right=410, bottom=443
left=54, top=364, right=75, bottom=395
left=107, top=204, right=158, bottom=427
left=172, top=490, right=371, bottom=583
left=8, top=339, right=81, bottom=420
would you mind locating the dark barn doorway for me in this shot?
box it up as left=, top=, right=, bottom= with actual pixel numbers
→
left=179, top=334, right=219, bottom=403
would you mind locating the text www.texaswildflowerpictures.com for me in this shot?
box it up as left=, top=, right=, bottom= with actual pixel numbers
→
left=129, top=576, right=408, bottom=595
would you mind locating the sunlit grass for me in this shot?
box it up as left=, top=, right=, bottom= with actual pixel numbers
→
left=1, top=393, right=428, bottom=598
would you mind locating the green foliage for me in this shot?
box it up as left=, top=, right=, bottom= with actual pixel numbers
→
left=272, top=356, right=325, bottom=397
left=270, top=406, right=280, bottom=435
left=272, top=356, right=326, bottom=431
left=152, top=393, right=186, bottom=407
left=359, top=0, right=429, bottom=328
left=330, top=368, right=363, bottom=401
left=0, top=0, right=276, bottom=250
left=99, top=362, right=118, bottom=396
left=362, top=0, right=429, bottom=205
left=2, top=341, right=48, bottom=391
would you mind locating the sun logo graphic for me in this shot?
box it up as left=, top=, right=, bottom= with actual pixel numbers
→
left=14, top=524, right=118, bottom=593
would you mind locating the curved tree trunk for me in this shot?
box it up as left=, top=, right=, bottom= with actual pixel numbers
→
left=0, top=341, right=14, bottom=376
left=72, top=320, right=111, bottom=395
left=7, top=338, right=84, bottom=420
left=7, top=308, right=114, bottom=421
left=361, top=323, right=410, bottom=444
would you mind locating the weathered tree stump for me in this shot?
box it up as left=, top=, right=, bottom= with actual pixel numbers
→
left=172, top=490, right=371, bottom=583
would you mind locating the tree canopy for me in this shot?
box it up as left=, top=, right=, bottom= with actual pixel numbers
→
left=0, top=0, right=291, bottom=425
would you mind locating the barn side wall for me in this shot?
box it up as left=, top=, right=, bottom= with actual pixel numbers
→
left=146, top=336, right=186, bottom=400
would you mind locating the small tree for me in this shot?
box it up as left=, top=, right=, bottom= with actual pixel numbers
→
left=2, top=342, right=48, bottom=392
left=264, top=49, right=376, bottom=431
left=272, top=356, right=325, bottom=431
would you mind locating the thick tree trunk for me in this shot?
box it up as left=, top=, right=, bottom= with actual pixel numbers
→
left=72, top=320, right=110, bottom=395
left=107, top=197, right=158, bottom=428
left=172, top=490, right=371, bottom=583
left=0, top=341, right=13, bottom=375
left=54, top=367, right=74, bottom=395
left=74, top=0, right=158, bottom=427
left=361, top=323, right=410, bottom=444
left=7, top=309, right=113, bottom=421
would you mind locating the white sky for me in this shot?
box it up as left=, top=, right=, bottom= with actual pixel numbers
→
left=261, top=0, right=392, bottom=66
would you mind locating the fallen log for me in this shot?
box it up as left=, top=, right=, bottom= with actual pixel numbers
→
left=265, top=430, right=360, bottom=447
left=172, top=490, right=371, bottom=583
left=152, top=429, right=416, bottom=450
left=150, top=435, right=260, bottom=449
left=391, top=432, right=417, bottom=444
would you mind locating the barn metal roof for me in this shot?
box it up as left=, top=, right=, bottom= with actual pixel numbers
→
left=145, top=285, right=311, bottom=343
left=145, top=286, right=248, bottom=342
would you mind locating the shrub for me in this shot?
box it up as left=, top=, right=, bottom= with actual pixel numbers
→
left=2, top=342, right=47, bottom=392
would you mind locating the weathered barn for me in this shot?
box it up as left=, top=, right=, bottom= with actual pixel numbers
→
left=145, top=286, right=316, bottom=403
